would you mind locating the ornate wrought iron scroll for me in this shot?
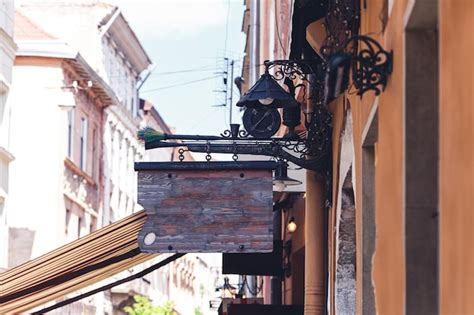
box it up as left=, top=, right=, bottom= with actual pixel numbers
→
left=264, top=59, right=320, bottom=82
left=140, top=1, right=392, bottom=172
left=320, top=0, right=392, bottom=97
left=220, top=123, right=249, bottom=139
left=143, top=119, right=330, bottom=171
left=344, top=35, right=393, bottom=96
left=321, top=0, right=361, bottom=58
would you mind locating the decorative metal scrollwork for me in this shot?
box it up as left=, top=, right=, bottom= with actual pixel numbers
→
left=319, top=1, right=392, bottom=97
left=321, top=0, right=361, bottom=58
left=306, top=106, right=332, bottom=167
left=264, top=59, right=320, bottom=82
left=139, top=1, right=391, bottom=173
left=220, top=123, right=249, bottom=139
left=344, top=35, right=393, bottom=97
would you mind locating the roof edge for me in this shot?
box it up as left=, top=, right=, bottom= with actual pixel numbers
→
left=99, top=9, right=152, bottom=74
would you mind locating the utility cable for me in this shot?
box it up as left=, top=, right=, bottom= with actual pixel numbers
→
left=241, top=275, right=264, bottom=296
left=140, top=75, right=221, bottom=93
left=138, top=63, right=267, bottom=94
left=108, top=64, right=218, bottom=79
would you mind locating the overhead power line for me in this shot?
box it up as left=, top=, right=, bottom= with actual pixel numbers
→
left=138, top=62, right=266, bottom=94
left=140, top=75, right=221, bottom=93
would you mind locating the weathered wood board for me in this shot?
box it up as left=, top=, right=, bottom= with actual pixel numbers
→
left=135, top=161, right=275, bottom=253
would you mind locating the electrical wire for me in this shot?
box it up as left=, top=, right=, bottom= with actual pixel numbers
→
left=107, top=64, right=219, bottom=79
left=139, top=63, right=264, bottom=94
left=140, top=75, right=221, bottom=93
left=241, top=275, right=264, bottom=296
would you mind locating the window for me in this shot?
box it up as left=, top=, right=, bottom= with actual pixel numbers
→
left=67, top=110, right=74, bottom=158
left=89, top=217, right=96, bottom=233
left=80, top=117, right=88, bottom=171
left=65, top=208, right=71, bottom=234
left=77, top=216, right=82, bottom=239
left=92, top=127, right=97, bottom=179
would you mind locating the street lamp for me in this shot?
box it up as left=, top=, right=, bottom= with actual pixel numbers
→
left=236, top=72, right=298, bottom=109
left=237, top=35, right=393, bottom=112
left=287, top=217, right=297, bottom=233
left=218, top=277, right=237, bottom=299
left=136, top=41, right=392, bottom=172
left=273, top=160, right=302, bottom=192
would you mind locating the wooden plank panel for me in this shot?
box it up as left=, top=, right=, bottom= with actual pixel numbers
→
left=137, top=167, right=274, bottom=253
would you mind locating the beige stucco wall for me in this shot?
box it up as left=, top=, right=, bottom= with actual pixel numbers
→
left=346, top=0, right=407, bottom=313
left=7, top=55, right=106, bottom=261
left=8, top=60, right=72, bottom=261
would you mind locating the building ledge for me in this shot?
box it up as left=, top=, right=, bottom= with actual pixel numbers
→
left=0, top=187, right=7, bottom=204
left=0, top=28, right=17, bottom=59
left=0, top=74, right=11, bottom=94
left=64, top=158, right=97, bottom=188
left=0, top=146, right=15, bottom=163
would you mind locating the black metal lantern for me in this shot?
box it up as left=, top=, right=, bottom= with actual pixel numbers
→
left=217, top=277, right=237, bottom=299
left=236, top=72, right=298, bottom=109
left=273, top=160, right=302, bottom=191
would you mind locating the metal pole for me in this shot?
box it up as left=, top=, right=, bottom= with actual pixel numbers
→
left=229, top=59, right=234, bottom=125
left=224, top=57, right=229, bottom=106
left=271, top=205, right=282, bottom=305
left=137, top=64, right=157, bottom=91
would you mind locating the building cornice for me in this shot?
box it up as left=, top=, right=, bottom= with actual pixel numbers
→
left=0, top=146, right=15, bottom=163
left=16, top=40, right=76, bottom=59
left=64, top=158, right=97, bottom=188
left=16, top=40, right=120, bottom=108
left=0, top=73, right=10, bottom=94
left=99, top=9, right=152, bottom=75
left=0, top=28, right=17, bottom=59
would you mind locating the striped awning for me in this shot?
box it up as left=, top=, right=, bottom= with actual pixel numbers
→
left=0, top=210, right=157, bottom=313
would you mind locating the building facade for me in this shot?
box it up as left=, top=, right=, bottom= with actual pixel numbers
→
left=18, top=1, right=152, bottom=226
left=0, top=0, right=16, bottom=271
left=6, top=3, right=154, bottom=313
left=241, top=0, right=474, bottom=314
left=5, top=3, right=221, bottom=314
left=6, top=10, right=121, bottom=312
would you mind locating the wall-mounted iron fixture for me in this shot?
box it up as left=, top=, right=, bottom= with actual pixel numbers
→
left=240, top=38, right=392, bottom=107
left=216, top=277, right=237, bottom=299
left=139, top=124, right=329, bottom=171
left=138, top=0, right=391, bottom=175
left=273, top=160, right=302, bottom=191
left=325, top=35, right=393, bottom=99
left=283, top=240, right=292, bottom=278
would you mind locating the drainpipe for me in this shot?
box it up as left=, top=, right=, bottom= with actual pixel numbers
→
left=271, top=200, right=282, bottom=304
left=305, top=73, right=327, bottom=314
left=244, top=0, right=260, bottom=299
left=249, top=0, right=260, bottom=84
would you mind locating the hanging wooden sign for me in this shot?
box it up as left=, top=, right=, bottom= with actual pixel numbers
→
left=135, top=161, right=276, bottom=253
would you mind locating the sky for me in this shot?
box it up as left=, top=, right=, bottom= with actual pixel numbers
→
left=111, top=0, right=247, bottom=136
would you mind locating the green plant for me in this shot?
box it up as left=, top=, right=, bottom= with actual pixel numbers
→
left=123, top=295, right=176, bottom=315
left=194, top=307, right=204, bottom=315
